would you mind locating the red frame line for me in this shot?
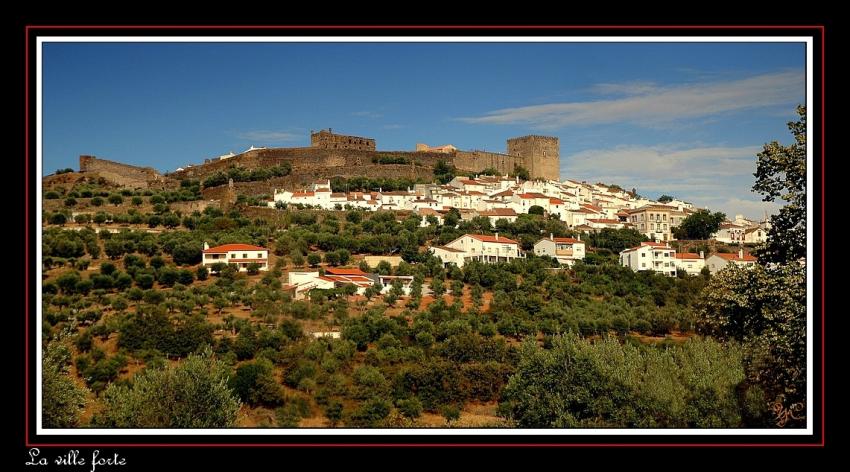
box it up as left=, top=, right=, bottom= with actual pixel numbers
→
left=23, top=24, right=826, bottom=448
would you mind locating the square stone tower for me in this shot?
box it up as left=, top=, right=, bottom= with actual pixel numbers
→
left=506, top=135, right=560, bottom=181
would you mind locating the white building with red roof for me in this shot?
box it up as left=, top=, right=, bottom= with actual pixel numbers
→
left=430, top=233, right=521, bottom=268
left=202, top=242, right=269, bottom=272
left=533, top=234, right=586, bottom=266
left=477, top=207, right=519, bottom=225
left=619, top=241, right=677, bottom=277
left=705, top=249, right=758, bottom=274
left=673, top=251, right=705, bottom=275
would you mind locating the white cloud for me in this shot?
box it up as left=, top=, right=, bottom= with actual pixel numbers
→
left=236, top=130, right=301, bottom=143
left=352, top=111, right=383, bottom=119
left=562, top=143, right=784, bottom=220
left=458, top=71, right=803, bottom=129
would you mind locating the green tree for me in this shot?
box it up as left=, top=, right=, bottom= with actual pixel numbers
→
left=511, top=165, right=530, bottom=181
left=97, top=349, right=240, bottom=428
left=752, top=105, right=806, bottom=264
left=677, top=209, right=726, bottom=240
left=108, top=194, right=124, bottom=206
left=307, top=253, right=322, bottom=268
left=500, top=335, right=744, bottom=428
left=528, top=205, right=545, bottom=216
left=658, top=195, right=674, bottom=203
left=43, top=334, right=89, bottom=427
left=695, top=263, right=805, bottom=427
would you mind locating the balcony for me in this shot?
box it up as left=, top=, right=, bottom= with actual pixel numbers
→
left=555, top=249, right=574, bottom=256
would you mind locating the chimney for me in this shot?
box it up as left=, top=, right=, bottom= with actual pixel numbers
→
left=495, top=232, right=499, bottom=241
left=739, top=248, right=744, bottom=259
left=550, top=233, right=554, bottom=241
left=699, top=250, right=704, bottom=259
left=203, top=241, right=209, bottom=250
left=577, top=233, right=581, bottom=241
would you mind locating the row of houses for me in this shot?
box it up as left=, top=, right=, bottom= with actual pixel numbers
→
left=430, top=233, right=586, bottom=268
left=267, top=176, right=714, bottom=242
left=619, top=241, right=757, bottom=277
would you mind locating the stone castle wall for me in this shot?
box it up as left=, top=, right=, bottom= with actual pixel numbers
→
left=506, top=135, right=560, bottom=181
left=310, top=129, right=376, bottom=151
left=79, top=155, right=165, bottom=189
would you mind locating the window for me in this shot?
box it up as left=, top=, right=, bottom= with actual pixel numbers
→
left=641, top=253, right=646, bottom=257
left=229, top=254, right=235, bottom=259
left=641, top=263, right=646, bottom=268
left=663, top=214, right=667, bottom=221
left=243, top=253, right=248, bottom=259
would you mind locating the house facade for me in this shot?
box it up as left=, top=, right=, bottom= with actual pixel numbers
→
left=619, top=241, right=677, bottom=277
left=430, top=233, right=521, bottom=268
left=705, top=250, right=758, bottom=274
left=673, top=252, right=705, bottom=276
left=533, top=236, right=586, bottom=266
left=202, top=243, right=269, bottom=272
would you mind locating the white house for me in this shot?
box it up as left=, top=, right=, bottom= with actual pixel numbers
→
left=619, top=241, right=677, bottom=277
left=713, top=223, right=747, bottom=244
left=202, top=243, right=269, bottom=272
left=533, top=235, right=586, bottom=266
left=287, top=271, right=336, bottom=299
left=673, top=251, right=705, bottom=276
left=430, top=233, right=521, bottom=268
left=705, top=249, right=758, bottom=274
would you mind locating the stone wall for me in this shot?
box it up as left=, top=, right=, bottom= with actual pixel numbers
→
left=79, top=155, right=166, bottom=189
left=453, top=150, right=524, bottom=176
left=310, top=129, right=376, bottom=151
left=506, top=135, right=560, bottom=181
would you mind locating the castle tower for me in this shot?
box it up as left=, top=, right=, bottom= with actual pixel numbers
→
left=506, top=135, right=560, bottom=181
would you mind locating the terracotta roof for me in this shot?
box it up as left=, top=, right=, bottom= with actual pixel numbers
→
left=315, top=189, right=331, bottom=193
left=713, top=253, right=758, bottom=262
left=325, top=267, right=368, bottom=276
left=203, top=244, right=268, bottom=254
left=549, top=198, right=565, bottom=205
left=460, top=179, right=479, bottom=185
left=674, top=253, right=703, bottom=259
left=491, top=190, right=514, bottom=197
left=479, top=208, right=517, bottom=217
left=587, top=218, right=621, bottom=224
left=417, top=208, right=441, bottom=216
left=641, top=241, right=669, bottom=247
left=331, top=192, right=346, bottom=198
left=581, top=204, right=602, bottom=212
left=548, top=237, right=582, bottom=244
left=518, top=192, right=548, bottom=199
left=467, top=234, right=519, bottom=244
left=433, top=246, right=466, bottom=253
left=292, top=192, right=315, bottom=197
left=466, top=191, right=485, bottom=196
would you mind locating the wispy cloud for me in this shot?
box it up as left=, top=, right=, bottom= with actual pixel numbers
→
left=562, top=143, right=782, bottom=220
left=458, top=71, right=803, bottom=130
left=236, top=130, right=301, bottom=143
left=351, top=111, right=383, bottom=119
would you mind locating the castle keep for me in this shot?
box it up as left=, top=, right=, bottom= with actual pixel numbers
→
left=310, top=128, right=376, bottom=151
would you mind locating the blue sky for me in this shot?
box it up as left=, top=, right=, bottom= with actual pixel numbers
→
left=42, top=41, right=805, bottom=219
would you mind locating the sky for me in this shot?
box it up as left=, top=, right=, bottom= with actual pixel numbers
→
left=42, top=41, right=806, bottom=220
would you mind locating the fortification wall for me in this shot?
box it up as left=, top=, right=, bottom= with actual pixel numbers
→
left=178, top=148, right=450, bottom=182
left=506, top=135, right=560, bottom=181
left=453, top=150, right=524, bottom=176
left=79, top=155, right=166, bottom=188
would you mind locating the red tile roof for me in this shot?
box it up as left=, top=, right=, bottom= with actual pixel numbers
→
left=325, top=267, right=368, bottom=276
left=549, top=198, right=565, bottom=205
left=434, top=246, right=466, bottom=253
left=641, top=241, right=669, bottom=247
left=292, top=192, right=315, bottom=197
left=518, top=192, right=548, bottom=199
left=714, top=253, right=757, bottom=262
left=479, top=208, right=518, bottom=217
left=551, top=237, right=582, bottom=244
left=467, top=234, right=518, bottom=244
left=203, top=244, right=268, bottom=254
